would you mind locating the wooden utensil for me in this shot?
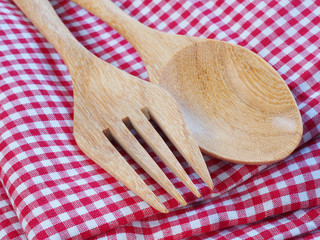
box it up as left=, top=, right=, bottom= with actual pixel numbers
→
left=71, top=0, right=303, bottom=165
left=13, top=0, right=214, bottom=213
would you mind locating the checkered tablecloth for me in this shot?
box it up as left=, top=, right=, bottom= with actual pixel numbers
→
left=1, top=0, right=320, bottom=239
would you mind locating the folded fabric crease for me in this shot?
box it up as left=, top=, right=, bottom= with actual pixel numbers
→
left=0, top=0, right=319, bottom=239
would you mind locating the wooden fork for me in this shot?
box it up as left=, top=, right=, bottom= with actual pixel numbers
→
left=13, top=0, right=213, bottom=213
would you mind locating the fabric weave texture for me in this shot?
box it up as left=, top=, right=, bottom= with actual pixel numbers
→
left=0, top=0, right=320, bottom=239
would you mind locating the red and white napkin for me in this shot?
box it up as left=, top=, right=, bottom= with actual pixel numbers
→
left=1, top=0, right=320, bottom=239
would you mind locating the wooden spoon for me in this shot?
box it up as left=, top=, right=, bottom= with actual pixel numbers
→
left=71, top=0, right=303, bottom=164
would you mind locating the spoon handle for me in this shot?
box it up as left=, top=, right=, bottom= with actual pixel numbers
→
left=72, top=0, right=155, bottom=46
left=71, top=0, right=191, bottom=84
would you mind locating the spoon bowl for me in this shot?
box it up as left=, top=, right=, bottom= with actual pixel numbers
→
left=159, top=40, right=302, bottom=163
left=72, top=0, right=303, bottom=164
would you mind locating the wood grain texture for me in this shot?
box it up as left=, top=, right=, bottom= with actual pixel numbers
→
left=13, top=0, right=213, bottom=213
left=71, top=0, right=303, bottom=164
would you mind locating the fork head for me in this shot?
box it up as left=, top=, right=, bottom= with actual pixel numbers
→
left=71, top=56, right=213, bottom=212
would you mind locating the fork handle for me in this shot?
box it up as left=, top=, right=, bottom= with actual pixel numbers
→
left=13, top=0, right=89, bottom=70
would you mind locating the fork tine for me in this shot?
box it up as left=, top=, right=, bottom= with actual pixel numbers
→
left=130, top=111, right=201, bottom=198
left=109, top=121, right=187, bottom=206
left=149, top=106, right=214, bottom=190
left=75, top=131, right=168, bottom=213
left=99, top=155, right=169, bottom=213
